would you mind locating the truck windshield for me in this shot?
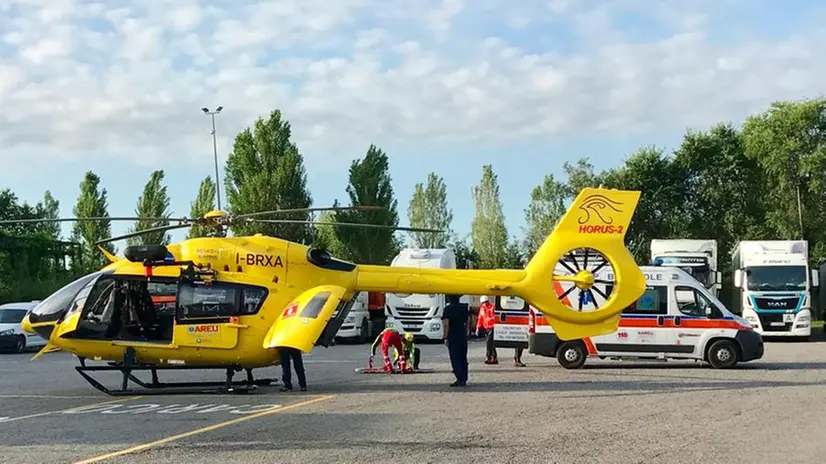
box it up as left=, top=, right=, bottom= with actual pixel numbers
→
left=746, top=266, right=807, bottom=291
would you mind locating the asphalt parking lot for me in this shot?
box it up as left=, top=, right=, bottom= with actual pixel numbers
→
left=2, top=335, right=826, bottom=464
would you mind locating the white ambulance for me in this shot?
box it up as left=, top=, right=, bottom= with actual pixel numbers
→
left=527, top=263, right=764, bottom=369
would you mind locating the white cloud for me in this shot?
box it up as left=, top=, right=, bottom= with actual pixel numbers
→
left=0, top=0, right=824, bottom=169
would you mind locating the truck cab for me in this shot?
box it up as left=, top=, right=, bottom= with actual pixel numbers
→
left=384, top=248, right=457, bottom=340
left=650, top=239, right=721, bottom=297
left=528, top=266, right=763, bottom=369
left=731, top=240, right=817, bottom=339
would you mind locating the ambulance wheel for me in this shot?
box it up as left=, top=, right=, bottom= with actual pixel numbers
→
left=557, top=341, right=587, bottom=369
left=707, top=339, right=739, bottom=369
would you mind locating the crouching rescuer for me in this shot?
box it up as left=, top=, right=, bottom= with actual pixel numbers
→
left=369, top=328, right=415, bottom=372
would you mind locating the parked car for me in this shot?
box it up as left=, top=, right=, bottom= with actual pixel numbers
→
left=0, top=301, right=47, bottom=353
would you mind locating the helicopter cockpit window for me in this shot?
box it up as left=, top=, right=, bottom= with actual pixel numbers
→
left=30, top=272, right=102, bottom=320
left=240, top=286, right=268, bottom=315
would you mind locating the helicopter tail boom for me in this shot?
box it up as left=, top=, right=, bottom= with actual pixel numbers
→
left=356, top=187, right=647, bottom=341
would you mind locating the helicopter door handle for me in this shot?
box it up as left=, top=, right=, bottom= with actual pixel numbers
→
left=227, top=323, right=249, bottom=329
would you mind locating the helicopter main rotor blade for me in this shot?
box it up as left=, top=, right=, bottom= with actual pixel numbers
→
left=247, top=219, right=444, bottom=233
left=234, top=205, right=384, bottom=220
left=94, top=223, right=195, bottom=246
left=0, top=216, right=190, bottom=225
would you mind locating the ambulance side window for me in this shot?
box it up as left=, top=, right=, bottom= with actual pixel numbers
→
left=620, top=286, right=667, bottom=315
left=674, top=286, right=716, bottom=318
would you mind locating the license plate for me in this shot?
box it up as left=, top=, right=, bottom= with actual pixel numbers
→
left=783, top=314, right=794, bottom=323
left=770, top=322, right=785, bottom=326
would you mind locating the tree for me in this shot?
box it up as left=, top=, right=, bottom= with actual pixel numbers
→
left=523, top=174, right=567, bottom=258
left=334, top=144, right=401, bottom=264
left=470, top=164, right=509, bottom=268
left=127, top=170, right=172, bottom=246
left=741, top=98, right=826, bottom=259
left=224, top=110, right=313, bottom=243
left=187, top=176, right=217, bottom=239
left=34, top=191, right=61, bottom=240
left=71, top=171, right=114, bottom=271
left=672, top=122, right=769, bottom=265
left=502, top=237, right=526, bottom=269
left=450, top=235, right=480, bottom=269
left=311, top=210, right=344, bottom=257
left=407, top=172, right=453, bottom=249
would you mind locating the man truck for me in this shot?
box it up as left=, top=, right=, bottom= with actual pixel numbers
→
left=731, top=240, right=818, bottom=339
left=384, top=248, right=457, bottom=341
left=650, top=239, right=721, bottom=297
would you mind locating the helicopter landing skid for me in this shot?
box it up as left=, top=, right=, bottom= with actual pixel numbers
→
left=75, top=349, right=278, bottom=396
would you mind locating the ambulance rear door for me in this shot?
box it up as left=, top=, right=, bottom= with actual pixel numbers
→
left=493, top=295, right=529, bottom=350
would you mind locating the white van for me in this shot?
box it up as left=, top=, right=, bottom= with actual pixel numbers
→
left=0, top=302, right=47, bottom=353
left=528, top=265, right=764, bottom=369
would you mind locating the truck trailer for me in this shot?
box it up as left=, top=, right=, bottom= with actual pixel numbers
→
left=731, top=240, right=818, bottom=339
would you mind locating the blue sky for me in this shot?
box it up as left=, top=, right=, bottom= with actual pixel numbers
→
left=1, top=0, right=825, bottom=249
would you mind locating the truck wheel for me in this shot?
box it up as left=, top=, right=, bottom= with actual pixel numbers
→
left=707, top=339, right=738, bottom=369
left=357, top=320, right=369, bottom=344
left=556, top=340, right=587, bottom=369
left=14, top=336, right=26, bottom=354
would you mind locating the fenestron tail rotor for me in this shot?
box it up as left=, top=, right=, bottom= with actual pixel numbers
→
left=553, top=247, right=616, bottom=312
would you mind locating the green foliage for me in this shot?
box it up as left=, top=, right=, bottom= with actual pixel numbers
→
left=311, top=211, right=345, bottom=257
left=741, top=98, right=826, bottom=259
left=407, top=172, right=453, bottom=249
left=71, top=171, right=114, bottom=272
left=470, top=165, right=509, bottom=268
left=188, top=176, right=218, bottom=239
left=224, top=110, right=313, bottom=243
left=523, top=174, right=567, bottom=259
left=333, top=144, right=401, bottom=265
left=127, top=170, right=172, bottom=246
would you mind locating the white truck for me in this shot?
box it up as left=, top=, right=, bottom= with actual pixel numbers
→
left=731, top=240, right=818, bottom=339
left=333, top=292, right=371, bottom=343
left=650, top=239, right=721, bottom=297
left=384, top=248, right=457, bottom=340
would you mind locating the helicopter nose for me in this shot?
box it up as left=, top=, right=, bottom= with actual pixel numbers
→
left=21, top=313, right=34, bottom=334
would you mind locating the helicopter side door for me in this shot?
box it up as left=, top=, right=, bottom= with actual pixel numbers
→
left=174, top=281, right=247, bottom=350
left=263, top=285, right=353, bottom=353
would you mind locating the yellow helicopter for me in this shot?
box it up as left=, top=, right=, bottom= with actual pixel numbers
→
left=2, top=187, right=646, bottom=396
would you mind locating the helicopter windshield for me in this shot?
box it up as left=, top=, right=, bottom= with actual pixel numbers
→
left=29, top=272, right=104, bottom=323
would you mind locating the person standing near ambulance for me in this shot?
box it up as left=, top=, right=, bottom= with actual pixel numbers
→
left=476, top=296, right=497, bottom=364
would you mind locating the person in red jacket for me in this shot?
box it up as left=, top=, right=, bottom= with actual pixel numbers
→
left=476, top=296, right=498, bottom=364
left=369, top=327, right=409, bottom=372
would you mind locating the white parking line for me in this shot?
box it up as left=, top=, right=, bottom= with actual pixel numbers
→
left=0, top=397, right=141, bottom=424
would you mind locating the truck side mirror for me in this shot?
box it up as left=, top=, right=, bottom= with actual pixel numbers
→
left=812, top=270, right=819, bottom=288
left=734, top=270, right=742, bottom=288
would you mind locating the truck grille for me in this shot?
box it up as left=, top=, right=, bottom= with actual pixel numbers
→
left=753, top=297, right=800, bottom=311
left=392, top=307, right=431, bottom=318
left=757, top=313, right=792, bottom=332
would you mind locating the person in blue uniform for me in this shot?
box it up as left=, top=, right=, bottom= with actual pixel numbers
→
left=441, top=293, right=468, bottom=387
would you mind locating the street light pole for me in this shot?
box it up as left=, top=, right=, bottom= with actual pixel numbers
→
left=201, top=106, right=224, bottom=210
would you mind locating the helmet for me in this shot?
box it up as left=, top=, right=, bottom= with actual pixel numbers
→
left=404, top=332, right=414, bottom=342
left=480, top=296, right=489, bottom=303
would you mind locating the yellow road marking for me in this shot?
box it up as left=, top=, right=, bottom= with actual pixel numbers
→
left=73, top=395, right=335, bottom=464
left=0, top=397, right=142, bottom=424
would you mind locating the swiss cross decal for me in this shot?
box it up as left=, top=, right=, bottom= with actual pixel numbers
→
left=283, top=303, right=298, bottom=318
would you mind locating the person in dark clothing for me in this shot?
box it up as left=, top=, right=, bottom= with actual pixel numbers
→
left=278, top=347, right=307, bottom=392
left=441, top=293, right=469, bottom=387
